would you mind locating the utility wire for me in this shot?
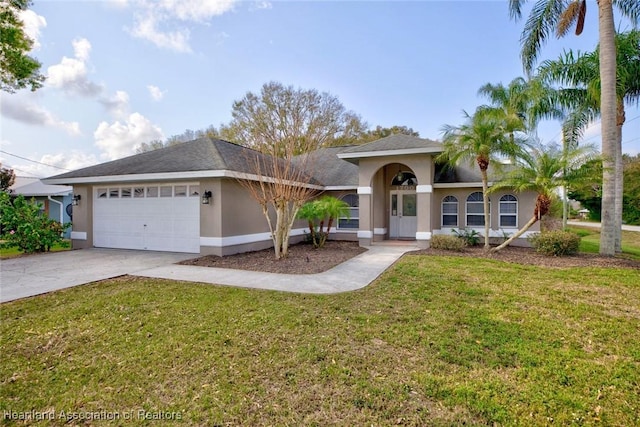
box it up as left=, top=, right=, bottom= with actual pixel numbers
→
left=0, top=150, right=71, bottom=171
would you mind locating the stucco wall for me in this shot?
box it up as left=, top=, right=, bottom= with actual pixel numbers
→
left=69, top=184, right=92, bottom=249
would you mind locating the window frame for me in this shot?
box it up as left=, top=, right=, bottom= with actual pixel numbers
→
left=337, top=193, right=359, bottom=230
left=441, top=195, right=459, bottom=227
left=466, top=191, right=489, bottom=227
left=499, top=194, right=518, bottom=228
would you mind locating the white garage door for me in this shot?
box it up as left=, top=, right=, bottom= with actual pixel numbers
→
left=94, top=183, right=200, bottom=253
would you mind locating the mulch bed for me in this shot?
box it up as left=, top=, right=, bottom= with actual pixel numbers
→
left=178, top=241, right=639, bottom=274
left=178, top=240, right=367, bottom=274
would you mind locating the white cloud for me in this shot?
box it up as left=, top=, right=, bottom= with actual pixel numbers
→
left=4, top=151, right=98, bottom=179
left=19, top=9, right=47, bottom=51
left=125, top=0, right=237, bottom=52
left=47, top=38, right=102, bottom=97
left=147, top=85, right=166, bottom=101
left=0, top=97, right=81, bottom=136
left=94, top=112, right=164, bottom=160
left=100, top=90, right=130, bottom=118
left=251, top=1, right=272, bottom=11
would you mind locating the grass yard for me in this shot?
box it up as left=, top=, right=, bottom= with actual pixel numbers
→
left=1, top=256, right=639, bottom=426
left=568, top=226, right=640, bottom=260
left=0, top=241, right=70, bottom=259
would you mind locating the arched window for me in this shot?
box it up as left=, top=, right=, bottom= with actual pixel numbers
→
left=499, top=194, right=518, bottom=228
left=466, top=191, right=489, bottom=227
left=391, top=171, right=417, bottom=186
left=337, top=193, right=359, bottom=229
left=442, top=195, right=458, bottom=227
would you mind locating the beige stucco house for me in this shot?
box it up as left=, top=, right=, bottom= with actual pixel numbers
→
left=44, top=134, right=539, bottom=255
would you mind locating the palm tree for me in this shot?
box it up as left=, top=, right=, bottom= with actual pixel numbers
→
left=489, top=142, right=597, bottom=252
left=296, top=196, right=350, bottom=248
left=478, top=76, right=563, bottom=136
left=539, top=29, right=640, bottom=251
left=440, top=108, right=522, bottom=249
left=508, top=0, right=640, bottom=256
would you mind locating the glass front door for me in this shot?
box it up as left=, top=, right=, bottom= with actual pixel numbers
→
left=390, top=191, right=417, bottom=239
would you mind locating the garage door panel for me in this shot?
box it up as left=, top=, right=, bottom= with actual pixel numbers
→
left=93, top=184, right=200, bottom=253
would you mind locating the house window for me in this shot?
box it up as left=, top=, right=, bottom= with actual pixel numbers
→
left=121, top=187, right=132, bottom=198
left=338, top=193, right=359, bottom=229
left=466, top=191, right=489, bottom=227
left=391, top=171, right=417, bottom=186
left=499, top=194, right=518, bottom=228
left=189, top=185, right=200, bottom=197
left=133, top=187, right=145, bottom=198
left=174, top=185, right=187, bottom=197
left=146, top=186, right=158, bottom=197
left=109, top=188, right=120, bottom=198
left=442, top=195, right=458, bottom=227
left=97, top=188, right=107, bottom=198
left=160, top=186, right=172, bottom=197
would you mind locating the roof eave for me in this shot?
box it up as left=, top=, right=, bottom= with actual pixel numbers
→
left=337, top=147, right=443, bottom=160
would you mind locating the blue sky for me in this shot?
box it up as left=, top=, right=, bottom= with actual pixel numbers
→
left=1, top=0, right=638, bottom=178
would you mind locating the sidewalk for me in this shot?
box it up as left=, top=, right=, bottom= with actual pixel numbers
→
left=133, top=244, right=418, bottom=294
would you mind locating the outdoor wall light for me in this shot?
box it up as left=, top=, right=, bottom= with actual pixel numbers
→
left=201, top=191, right=212, bottom=205
left=72, top=194, right=82, bottom=206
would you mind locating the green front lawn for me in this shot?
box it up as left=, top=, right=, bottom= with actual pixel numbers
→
left=568, top=226, right=640, bottom=260
left=2, top=256, right=638, bottom=425
left=0, top=240, right=70, bottom=259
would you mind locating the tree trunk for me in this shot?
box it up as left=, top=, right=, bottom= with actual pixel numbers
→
left=491, top=215, right=538, bottom=252
left=615, top=101, right=625, bottom=253
left=597, top=0, right=617, bottom=256
left=481, top=168, right=490, bottom=250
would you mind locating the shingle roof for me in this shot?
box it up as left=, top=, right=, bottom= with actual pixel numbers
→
left=293, top=146, right=359, bottom=187
left=341, top=134, right=443, bottom=154
left=10, top=177, right=72, bottom=196
left=45, top=138, right=253, bottom=181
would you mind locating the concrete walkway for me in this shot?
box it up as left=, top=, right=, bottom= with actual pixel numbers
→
left=0, top=249, right=194, bottom=303
left=132, top=244, right=418, bottom=294
left=1, top=244, right=418, bottom=303
left=568, top=220, right=640, bottom=232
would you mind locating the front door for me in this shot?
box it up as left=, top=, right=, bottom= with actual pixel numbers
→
left=390, top=190, right=417, bottom=239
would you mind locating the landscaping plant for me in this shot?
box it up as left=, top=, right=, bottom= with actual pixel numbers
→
left=297, top=196, right=350, bottom=248
left=0, top=192, right=70, bottom=253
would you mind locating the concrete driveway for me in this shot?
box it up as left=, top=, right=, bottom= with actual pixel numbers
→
left=0, top=248, right=195, bottom=303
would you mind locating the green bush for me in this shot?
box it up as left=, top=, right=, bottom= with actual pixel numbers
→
left=431, top=235, right=467, bottom=252
left=452, top=228, right=480, bottom=246
left=529, top=231, right=581, bottom=256
left=0, top=193, right=71, bottom=254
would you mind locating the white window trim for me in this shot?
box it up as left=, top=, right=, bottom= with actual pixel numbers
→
left=499, top=194, right=518, bottom=228
left=441, top=195, right=458, bottom=228
left=466, top=192, right=490, bottom=227
left=337, top=193, right=359, bottom=231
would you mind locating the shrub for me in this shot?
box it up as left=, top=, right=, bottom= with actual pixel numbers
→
left=0, top=193, right=71, bottom=254
left=431, top=235, right=466, bottom=251
left=529, top=231, right=581, bottom=256
left=452, top=228, right=480, bottom=246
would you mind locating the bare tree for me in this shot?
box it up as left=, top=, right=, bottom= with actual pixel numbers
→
left=228, top=82, right=356, bottom=259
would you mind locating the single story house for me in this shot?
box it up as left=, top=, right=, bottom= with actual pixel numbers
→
left=43, top=135, right=539, bottom=255
left=10, top=177, right=73, bottom=238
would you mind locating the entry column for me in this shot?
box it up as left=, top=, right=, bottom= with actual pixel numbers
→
left=357, top=186, right=373, bottom=247
left=416, top=184, right=433, bottom=249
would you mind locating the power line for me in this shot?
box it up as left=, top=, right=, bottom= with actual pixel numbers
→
left=0, top=150, right=71, bottom=171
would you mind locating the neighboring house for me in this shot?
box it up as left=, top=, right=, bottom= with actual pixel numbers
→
left=43, top=135, right=539, bottom=255
left=10, top=177, right=73, bottom=238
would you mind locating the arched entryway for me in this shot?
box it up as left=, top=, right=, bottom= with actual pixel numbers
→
left=389, top=170, right=418, bottom=239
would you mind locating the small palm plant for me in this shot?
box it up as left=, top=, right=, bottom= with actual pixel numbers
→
left=297, top=196, right=350, bottom=248
left=489, top=142, right=596, bottom=252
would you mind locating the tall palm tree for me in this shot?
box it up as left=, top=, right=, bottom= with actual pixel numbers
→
left=539, top=29, right=640, bottom=251
left=478, top=76, right=564, bottom=135
left=440, top=108, right=522, bottom=249
left=489, top=142, right=597, bottom=252
left=508, top=0, right=640, bottom=256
